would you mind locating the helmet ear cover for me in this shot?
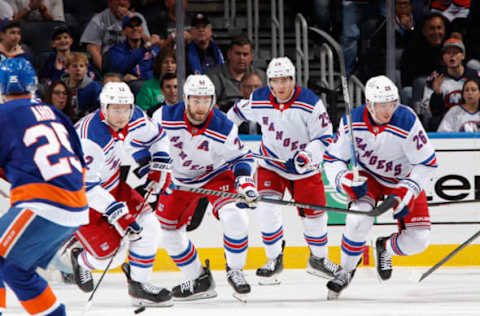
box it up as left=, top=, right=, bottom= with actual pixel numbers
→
left=183, top=74, right=216, bottom=108
left=0, top=57, right=38, bottom=96
left=100, top=82, right=135, bottom=121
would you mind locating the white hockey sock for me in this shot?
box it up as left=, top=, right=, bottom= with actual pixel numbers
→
left=219, top=204, right=249, bottom=270
left=161, top=228, right=203, bottom=280
left=256, top=198, right=284, bottom=259
left=128, top=212, right=160, bottom=283
left=302, top=213, right=328, bottom=258
left=79, top=243, right=127, bottom=271
left=385, top=229, right=430, bottom=256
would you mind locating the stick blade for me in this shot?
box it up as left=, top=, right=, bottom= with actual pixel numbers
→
left=369, top=195, right=397, bottom=217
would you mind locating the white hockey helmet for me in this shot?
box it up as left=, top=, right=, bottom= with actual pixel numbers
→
left=266, top=57, right=295, bottom=83
left=365, top=75, right=399, bottom=104
left=100, top=82, right=134, bottom=120
left=365, top=75, right=399, bottom=122
left=183, top=74, right=216, bottom=107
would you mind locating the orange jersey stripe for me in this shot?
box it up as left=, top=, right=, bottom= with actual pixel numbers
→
left=10, top=182, right=87, bottom=209
left=0, top=287, right=5, bottom=309
left=0, top=209, right=35, bottom=257
left=21, top=285, right=57, bottom=314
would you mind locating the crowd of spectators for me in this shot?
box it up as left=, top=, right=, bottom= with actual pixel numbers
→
left=1, top=0, right=480, bottom=133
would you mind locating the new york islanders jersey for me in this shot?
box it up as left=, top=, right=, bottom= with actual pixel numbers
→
left=437, top=105, right=480, bottom=132
left=227, top=86, right=332, bottom=180
left=324, top=104, right=438, bottom=194
left=0, top=97, right=88, bottom=227
left=75, top=106, right=169, bottom=213
left=152, top=103, right=254, bottom=187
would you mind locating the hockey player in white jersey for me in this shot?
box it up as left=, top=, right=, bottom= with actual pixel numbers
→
left=437, top=78, right=480, bottom=132
left=227, top=56, right=339, bottom=284
left=152, top=75, right=258, bottom=301
left=71, top=82, right=173, bottom=307
left=323, top=75, right=438, bottom=299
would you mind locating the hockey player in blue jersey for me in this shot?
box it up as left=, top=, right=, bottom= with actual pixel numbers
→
left=227, top=56, right=339, bottom=284
left=152, top=75, right=258, bottom=301
left=0, top=57, right=88, bottom=315
left=323, top=75, right=437, bottom=299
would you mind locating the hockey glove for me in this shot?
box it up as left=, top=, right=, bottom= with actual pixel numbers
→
left=285, top=151, right=313, bottom=174
left=104, top=201, right=143, bottom=240
left=336, top=170, right=368, bottom=200
left=235, top=176, right=259, bottom=209
left=392, top=180, right=419, bottom=220
left=145, top=160, right=172, bottom=195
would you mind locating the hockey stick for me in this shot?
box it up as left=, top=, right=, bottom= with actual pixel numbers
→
left=174, top=185, right=396, bottom=217
left=251, top=153, right=323, bottom=171
left=419, top=229, right=480, bottom=282
left=428, top=199, right=480, bottom=206
left=82, top=190, right=153, bottom=315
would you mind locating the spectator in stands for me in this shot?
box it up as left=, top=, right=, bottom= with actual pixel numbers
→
left=421, top=38, right=480, bottom=131
left=107, top=14, right=163, bottom=95
left=207, top=35, right=266, bottom=113
left=437, top=78, right=480, bottom=132
left=146, top=72, right=178, bottom=117
left=136, top=47, right=176, bottom=112
left=186, top=12, right=224, bottom=75
left=340, top=0, right=385, bottom=76
left=0, top=1, right=14, bottom=19
left=360, top=0, right=416, bottom=83
left=80, top=0, right=151, bottom=71
left=9, top=0, right=64, bottom=22
left=0, top=18, right=31, bottom=63
left=61, top=52, right=101, bottom=118
left=401, top=12, right=447, bottom=110
left=44, top=80, right=76, bottom=122
left=39, top=25, right=97, bottom=87
left=102, top=72, right=123, bottom=85
left=237, top=71, right=264, bottom=134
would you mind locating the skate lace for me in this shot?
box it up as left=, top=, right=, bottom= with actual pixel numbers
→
left=79, top=267, right=92, bottom=284
left=261, top=259, right=276, bottom=272
left=379, top=251, right=392, bottom=270
left=180, top=280, right=194, bottom=294
left=141, top=283, right=161, bottom=294
left=333, top=270, right=351, bottom=286
left=322, top=259, right=339, bottom=274
left=227, top=269, right=247, bottom=285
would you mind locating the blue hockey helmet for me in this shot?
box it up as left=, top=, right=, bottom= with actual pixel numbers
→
left=0, top=57, right=37, bottom=96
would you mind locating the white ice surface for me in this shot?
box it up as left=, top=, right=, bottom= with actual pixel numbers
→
left=4, top=267, right=480, bottom=316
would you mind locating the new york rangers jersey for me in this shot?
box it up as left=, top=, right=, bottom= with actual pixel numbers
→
left=152, top=103, right=254, bottom=187
left=0, top=97, right=88, bottom=227
left=75, top=106, right=169, bottom=212
left=227, top=86, right=332, bottom=180
left=437, top=105, right=480, bottom=132
left=324, top=104, right=438, bottom=194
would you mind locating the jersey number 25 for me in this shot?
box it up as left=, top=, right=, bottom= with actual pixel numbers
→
left=23, top=123, right=82, bottom=181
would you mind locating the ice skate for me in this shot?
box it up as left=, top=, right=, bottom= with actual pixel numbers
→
left=70, top=248, right=94, bottom=293
left=375, top=236, right=393, bottom=281
left=227, top=266, right=250, bottom=303
left=306, top=254, right=340, bottom=279
left=121, top=263, right=173, bottom=307
left=326, top=268, right=355, bottom=300
left=256, top=240, right=285, bottom=285
left=172, top=259, right=217, bottom=301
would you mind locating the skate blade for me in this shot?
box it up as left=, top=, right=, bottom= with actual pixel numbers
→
left=232, top=292, right=249, bottom=303
left=173, top=290, right=218, bottom=301
left=132, top=297, right=174, bottom=307
left=306, top=267, right=333, bottom=280
left=257, top=276, right=281, bottom=285
left=327, top=290, right=340, bottom=300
